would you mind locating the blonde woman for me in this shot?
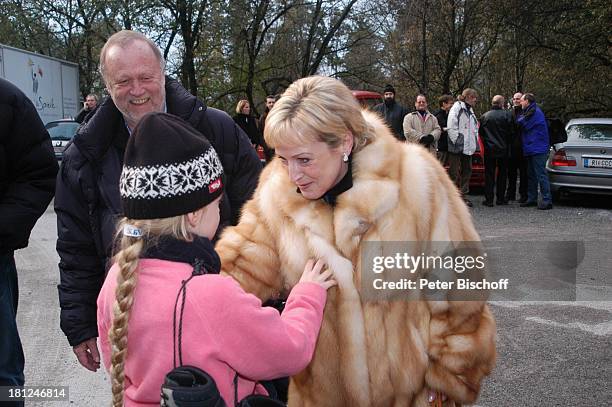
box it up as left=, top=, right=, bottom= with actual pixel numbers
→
left=96, top=112, right=335, bottom=406
left=233, top=99, right=262, bottom=147
left=216, top=76, right=496, bottom=406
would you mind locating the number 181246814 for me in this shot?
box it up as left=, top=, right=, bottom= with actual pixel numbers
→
left=1, top=386, right=69, bottom=402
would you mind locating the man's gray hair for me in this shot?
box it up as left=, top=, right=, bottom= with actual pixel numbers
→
left=99, top=30, right=165, bottom=83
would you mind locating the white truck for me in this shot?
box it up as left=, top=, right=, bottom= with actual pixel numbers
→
left=0, top=43, right=80, bottom=124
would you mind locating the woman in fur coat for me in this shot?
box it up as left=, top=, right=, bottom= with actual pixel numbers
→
left=216, top=76, right=496, bottom=407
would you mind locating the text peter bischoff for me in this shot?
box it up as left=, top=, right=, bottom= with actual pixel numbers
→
left=368, top=251, right=509, bottom=294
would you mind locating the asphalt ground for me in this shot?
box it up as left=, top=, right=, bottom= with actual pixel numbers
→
left=471, top=192, right=611, bottom=406
left=13, top=193, right=612, bottom=406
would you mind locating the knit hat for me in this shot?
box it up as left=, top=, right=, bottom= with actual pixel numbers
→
left=383, top=84, right=396, bottom=94
left=119, top=112, right=224, bottom=220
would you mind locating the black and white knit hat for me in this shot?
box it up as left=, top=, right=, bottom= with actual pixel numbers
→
left=120, top=112, right=224, bottom=220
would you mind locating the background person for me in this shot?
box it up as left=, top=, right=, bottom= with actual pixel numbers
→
left=433, top=94, right=454, bottom=165
left=373, top=84, right=410, bottom=141
left=216, top=76, right=496, bottom=406
left=447, top=88, right=480, bottom=207
left=75, top=93, right=99, bottom=123
left=258, top=94, right=277, bottom=134
left=479, top=95, right=513, bottom=206
left=55, top=30, right=261, bottom=373
left=97, top=112, right=334, bottom=407
left=0, top=77, right=58, bottom=403
left=517, top=93, right=553, bottom=210
left=506, top=92, right=528, bottom=202
left=402, top=94, right=441, bottom=154
left=233, top=99, right=262, bottom=147
left=258, top=94, right=278, bottom=162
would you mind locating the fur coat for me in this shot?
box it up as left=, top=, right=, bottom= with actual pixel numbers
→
left=216, top=111, right=496, bottom=407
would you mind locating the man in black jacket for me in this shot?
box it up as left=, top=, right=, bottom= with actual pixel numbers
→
left=433, top=94, right=454, bottom=165
left=258, top=95, right=278, bottom=162
left=506, top=92, right=528, bottom=202
left=74, top=93, right=98, bottom=123
left=479, top=95, right=513, bottom=206
left=1, top=78, right=58, bottom=394
left=55, top=30, right=262, bottom=371
left=373, top=84, right=410, bottom=141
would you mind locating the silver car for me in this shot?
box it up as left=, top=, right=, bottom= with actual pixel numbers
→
left=546, top=118, right=612, bottom=200
left=45, top=119, right=79, bottom=160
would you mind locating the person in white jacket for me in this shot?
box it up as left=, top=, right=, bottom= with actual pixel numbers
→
left=447, top=88, right=479, bottom=207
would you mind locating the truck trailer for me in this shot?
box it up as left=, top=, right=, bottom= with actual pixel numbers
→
left=0, top=43, right=79, bottom=124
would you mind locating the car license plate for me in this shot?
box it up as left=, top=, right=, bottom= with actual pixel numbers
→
left=583, top=158, right=612, bottom=169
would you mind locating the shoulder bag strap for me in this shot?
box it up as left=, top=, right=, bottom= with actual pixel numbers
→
left=172, top=258, right=206, bottom=368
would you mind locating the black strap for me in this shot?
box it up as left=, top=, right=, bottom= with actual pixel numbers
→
left=172, top=258, right=206, bottom=368
left=233, top=373, right=281, bottom=406
left=234, top=374, right=239, bottom=407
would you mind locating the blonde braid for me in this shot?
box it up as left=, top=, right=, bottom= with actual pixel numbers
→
left=106, top=215, right=191, bottom=406
left=109, top=235, right=143, bottom=407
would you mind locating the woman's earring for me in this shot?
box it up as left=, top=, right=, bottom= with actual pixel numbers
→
left=342, top=152, right=349, bottom=162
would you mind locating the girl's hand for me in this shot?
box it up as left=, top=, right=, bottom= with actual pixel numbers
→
left=428, top=389, right=448, bottom=406
left=299, top=259, right=337, bottom=290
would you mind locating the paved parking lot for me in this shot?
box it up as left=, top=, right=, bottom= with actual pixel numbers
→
left=14, top=194, right=612, bottom=406
left=468, top=193, right=612, bottom=406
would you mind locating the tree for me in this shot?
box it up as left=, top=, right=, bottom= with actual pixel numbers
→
left=224, top=0, right=296, bottom=114
left=159, top=0, right=210, bottom=94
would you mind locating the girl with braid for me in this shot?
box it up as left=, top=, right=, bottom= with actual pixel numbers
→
left=96, top=112, right=336, bottom=406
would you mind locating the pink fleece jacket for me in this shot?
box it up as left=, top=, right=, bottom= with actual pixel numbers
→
left=97, top=258, right=327, bottom=406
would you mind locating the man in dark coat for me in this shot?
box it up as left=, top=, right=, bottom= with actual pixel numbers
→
left=258, top=95, right=278, bottom=162
left=74, top=93, right=98, bottom=123
left=506, top=92, right=528, bottom=202
left=479, top=95, right=513, bottom=206
left=55, top=30, right=262, bottom=371
left=373, top=84, right=410, bottom=141
left=1, top=78, right=58, bottom=394
left=433, top=94, right=454, bottom=165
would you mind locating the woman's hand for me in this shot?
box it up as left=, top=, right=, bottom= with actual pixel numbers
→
left=299, top=259, right=337, bottom=290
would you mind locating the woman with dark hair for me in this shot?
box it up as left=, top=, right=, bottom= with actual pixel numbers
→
left=233, top=99, right=261, bottom=147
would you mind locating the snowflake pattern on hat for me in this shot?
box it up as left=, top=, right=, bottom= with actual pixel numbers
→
left=120, top=147, right=223, bottom=200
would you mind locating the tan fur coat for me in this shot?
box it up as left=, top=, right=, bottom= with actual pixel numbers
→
left=216, top=111, right=496, bottom=407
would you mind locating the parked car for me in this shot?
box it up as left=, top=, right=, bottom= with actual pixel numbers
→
left=352, top=90, right=383, bottom=109
left=469, top=135, right=486, bottom=188
left=546, top=118, right=612, bottom=200
left=45, top=119, right=79, bottom=160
